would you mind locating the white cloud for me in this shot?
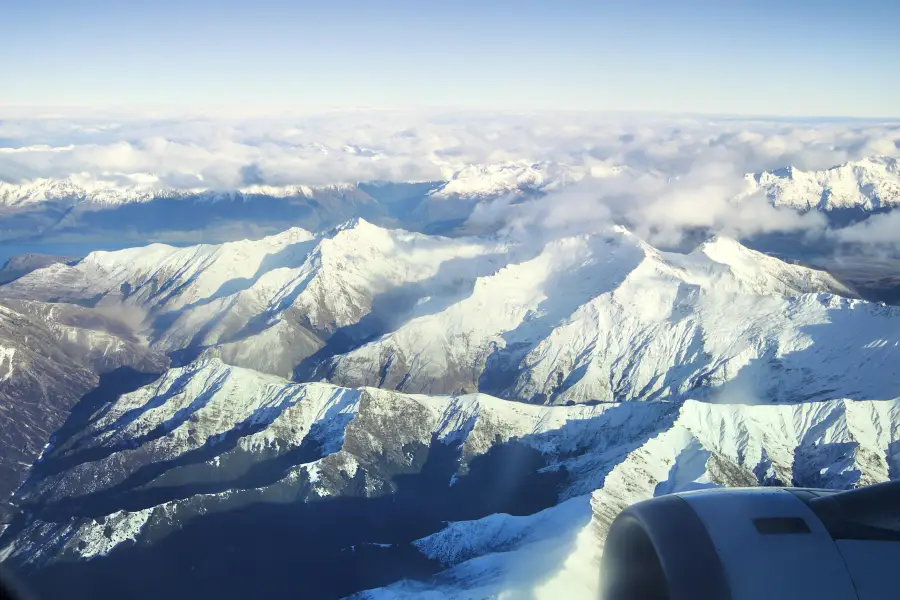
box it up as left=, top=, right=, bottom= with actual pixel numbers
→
left=831, top=211, right=900, bottom=246
left=1, top=113, right=897, bottom=191
left=0, top=111, right=898, bottom=249
left=471, top=160, right=830, bottom=248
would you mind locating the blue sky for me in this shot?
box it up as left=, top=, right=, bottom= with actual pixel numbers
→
left=2, top=0, right=899, bottom=117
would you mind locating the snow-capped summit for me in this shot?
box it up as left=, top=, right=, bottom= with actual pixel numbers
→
left=3, top=226, right=317, bottom=312
left=1, top=220, right=900, bottom=599
left=1, top=219, right=508, bottom=377
left=5, top=221, right=890, bottom=405
left=431, top=162, right=585, bottom=199
left=749, top=156, right=900, bottom=211
left=0, top=174, right=194, bottom=207
left=322, top=227, right=893, bottom=404
left=692, top=235, right=853, bottom=297
left=0, top=176, right=357, bottom=208
left=0, top=162, right=587, bottom=210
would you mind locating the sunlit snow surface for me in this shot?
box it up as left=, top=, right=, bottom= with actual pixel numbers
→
left=749, top=156, right=900, bottom=211
left=1, top=155, right=898, bottom=213
left=357, top=396, right=900, bottom=599
left=353, top=497, right=601, bottom=600
left=2, top=217, right=900, bottom=599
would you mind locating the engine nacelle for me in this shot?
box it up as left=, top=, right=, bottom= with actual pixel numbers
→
left=600, top=481, right=900, bottom=600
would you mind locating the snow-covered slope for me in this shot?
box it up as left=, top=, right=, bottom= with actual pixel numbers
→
left=0, top=176, right=356, bottom=208
left=749, top=156, right=900, bottom=211
left=358, top=394, right=900, bottom=599
left=412, top=162, right=596, bottom=227
left=0, top=356, right=664, bottom=567
left=2, top=220, right=508, bottom=377
left=430, top=162, right=583, bottom=199
left=1, top=226, right=316, bottom=311
left=0, top=254, right=78, bottom=285
left=323, top=226, right=892, bottom=405
left=1, top=216, right=898, bottom=598
left=5, top=219, right=890, bottom=406
left=3, top=354, right=899, bottom=599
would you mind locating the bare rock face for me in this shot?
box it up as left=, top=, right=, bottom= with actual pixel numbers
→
left=0, top=298, right=168, bottom=524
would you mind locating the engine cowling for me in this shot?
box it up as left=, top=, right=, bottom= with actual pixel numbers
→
left=600, top=481, right=900, bottom=600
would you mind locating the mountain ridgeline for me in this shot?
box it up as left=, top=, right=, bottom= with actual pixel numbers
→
left=0, top=161, right=899, bottom=598
left=0, top=156, right=897, bottom=246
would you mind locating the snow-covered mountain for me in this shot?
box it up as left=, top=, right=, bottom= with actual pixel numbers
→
left=749, top=156, right=900, bottom=212
left=2, top=355, right=898, bottom=599
left=0, top=163, right=600, bottom=246
left=3, top=156, right=899, bottom=251
left=321, top=228, right=883, bottom=404
left=5, top=219, right=882, bottom=408
left=2, top=220, right=509, bottom=378
left=0, top=298, right=167, bottom=525
left=9, top=156, right=899, bottom=218
left=3, top=218, right=900, bottom=599
left=430, top=162, right=583, bottom=200
left=0, top=175, right=360, bottom=208
left=0, top=253, right=78, bottom=284
left=0, top=163, right=581, bottom=210
left=359, top=393, right=900, bottom=599
left=0, top=177, right=390, bottom=245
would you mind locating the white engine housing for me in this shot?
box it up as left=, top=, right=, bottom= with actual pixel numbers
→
left=600, top=482, right=900, bottom=600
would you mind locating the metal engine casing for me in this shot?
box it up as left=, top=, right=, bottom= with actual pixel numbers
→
left=600, top=484, right=900, bottom=600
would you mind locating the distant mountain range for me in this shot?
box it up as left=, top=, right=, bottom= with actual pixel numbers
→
left=1, top=157, right=897, bottom=245
left=0, top=253, right=77, bottom=284
left=0, top=162, right=580, bottom=209
left=748, top=156, right=900, bottom=212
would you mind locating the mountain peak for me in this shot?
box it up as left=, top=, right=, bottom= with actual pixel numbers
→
left=430, top=161, right=584, bottom=199
left=751, top=155, right=900, bottom=211
left=331, top=216, right=374, bottom=231
left=693, top=235, right=853, bottom=297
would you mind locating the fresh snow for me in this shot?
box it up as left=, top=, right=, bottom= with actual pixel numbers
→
left=357, top=393, right=900, bottom=599
left=0, top=175, right=341, bottom=208
left=5, top=218, right=895, bottom=407
left=2, top=213, right=900, bottom=599
left=749, top=156, right=900, bottom=211
left=0, top=162, right=585, bottom=209
left=6, top=353, right=900, bottom=573
left=324, top=223, right=891, bottom=404
left=430, top=162, right=585, bottom=199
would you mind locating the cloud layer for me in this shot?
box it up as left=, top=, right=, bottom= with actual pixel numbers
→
left=1, top=112, right=898, bottom=189
left=1, top=111, right=899, bottom=250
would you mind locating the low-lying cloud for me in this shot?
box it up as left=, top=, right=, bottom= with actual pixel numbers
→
left=1, top=111, right=898, bottom=252
left=830, top=211, right=900, bottom=247
left=468, top=160, right=830, bottom=248
left=1, top=112, right=898, bottom=190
